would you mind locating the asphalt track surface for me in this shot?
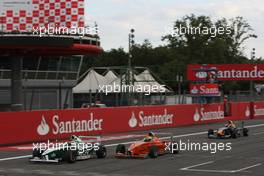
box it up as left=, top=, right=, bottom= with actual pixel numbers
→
left=0, top=119, right=264, bottom=176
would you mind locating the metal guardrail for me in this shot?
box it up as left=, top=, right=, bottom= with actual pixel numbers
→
left=74, top=90, right=264, bottom=108
left=228, top=91, right=264, bottom=102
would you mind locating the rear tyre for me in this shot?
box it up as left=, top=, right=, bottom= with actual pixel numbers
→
left=231, top=129, right=237, bottom=139
left=149, top=145, right=158, bottom=158
left=243, top=128, right=249, bottom=136
left=96, top=145, right=107, bottom=158
left=65, top=150, right=77, bottom=163
left=116, top=144, right=126, bottom=154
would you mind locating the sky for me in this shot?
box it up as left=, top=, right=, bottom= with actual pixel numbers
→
left=86, top=0, right=264, bottom=58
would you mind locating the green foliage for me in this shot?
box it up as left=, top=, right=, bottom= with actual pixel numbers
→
left=81, top=14, right=258, bottom=91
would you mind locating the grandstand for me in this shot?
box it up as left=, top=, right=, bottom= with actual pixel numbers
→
left=0, top=34, right=101, bottom=111
left=0, top=0, right=102, bottom=111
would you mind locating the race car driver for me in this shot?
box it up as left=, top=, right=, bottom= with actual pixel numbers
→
left=225, top=120, right=236, bottom=135
left=143, top=132, right=155, bottom=142
left=225, top=120, right=236, bottom=128
left=70, top=135, right=83, bottom=143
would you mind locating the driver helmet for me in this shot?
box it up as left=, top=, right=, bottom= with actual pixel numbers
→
left=70, top=135, right=77, bottom=140
left=148, top=132, right=155, bottom=137
left=228, top=120, right=233, bottom=124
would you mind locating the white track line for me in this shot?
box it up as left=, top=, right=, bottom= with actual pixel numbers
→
left=232, top=163, right=262, bottom=173
left=245, top=123, right=264, bottom=128
left=181, top=162, right=262, bottom=173
left=180, top=161, right=214, bottom=170
left=182, top=169, right=237, bottom=173
left=0, top=155, right=31, bottom=162
left=1, top=122, right=264, bottom=162
left=253, top=132, right=264, bottom=135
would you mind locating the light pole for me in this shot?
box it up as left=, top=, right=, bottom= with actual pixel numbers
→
left=176, top=74, right=183, bottom=104
left=250, top=48, right=256, bottom=100
left=59, top=76, right=65, bottom=109
left=128, top=29, right=135, bottom=105
left=251, top=48, right=256, bottom=60
left=128, top=29, right=135, bottom=69
left=23, top=72, right=28, bottom=111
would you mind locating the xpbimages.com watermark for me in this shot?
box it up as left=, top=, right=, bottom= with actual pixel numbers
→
left=98, top=83, right=166, bottom=95
left=33, top=140, right=100, bottom=154
left=164, top=24, right=232, bottom=38
left=165, top=140, right=232, bottom=154
left=32, top=24, right=98, bottom=37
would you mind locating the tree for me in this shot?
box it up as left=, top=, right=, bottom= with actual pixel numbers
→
left=162, top=14, right=255, bottom=64
left=160, top=14, right=256, bottom=90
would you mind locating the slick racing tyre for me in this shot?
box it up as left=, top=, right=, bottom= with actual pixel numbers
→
left=149, top=145, right=158, bottom=158
left=231, top=129, right=238, bottom=139
left=243, top=128, right=249, bottom=136
left=65, top=150, right=77, bottom=163
left=96, top=145, right=107, bottom=158
left=116, top=144, right=126, bottom=154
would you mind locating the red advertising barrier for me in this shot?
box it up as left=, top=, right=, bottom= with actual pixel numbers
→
left=230, top=102, right=252, bottom=119
left=252, top=101, right=264, bottom=119
left=0, top=102, right=255, bottom=146
left=188, top=64, right=264, bottom=81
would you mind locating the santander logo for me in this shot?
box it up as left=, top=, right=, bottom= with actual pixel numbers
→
left=36, top=113, right=103, bottom=136
left=245, top=106, right=250, bottom=117
left=191, top=86, right=199, bottom=94
left=193, top=106, right=224, bottom=122
left=193, top=108, right=200, bottom=122
left=195, top=71, right=207, bottom=79
left=37, top=116, right=50, bottom=136
left=129, top=112, right=138, bottom=128
left=128, top=109, right=174, bottom=128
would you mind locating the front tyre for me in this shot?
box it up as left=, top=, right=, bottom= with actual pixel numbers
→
left=65, top=150, right=77, bottom=163
left=96, top=145, right=107, bottom=158
left=149, top=145, right=158, bottom=158
left=116, top=144, right=126, bottom=154
left=243, top=128, right=249, bottom=136
left=208, top=129, right=214, bottom=139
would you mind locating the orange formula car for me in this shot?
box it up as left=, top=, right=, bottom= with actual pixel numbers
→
left=115, top=132, right=178, bottom=159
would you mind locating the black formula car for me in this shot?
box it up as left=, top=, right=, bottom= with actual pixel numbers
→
left=208, top=122, right=248, bottom=139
